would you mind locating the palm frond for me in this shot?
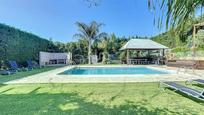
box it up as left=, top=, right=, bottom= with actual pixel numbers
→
left=148, top=0, right=204, bottom=30
left=73, top=33, right=87, bottom=40
left=75, top=22, right=90, bottom=38
left=95, top=32, right=108, bottom=39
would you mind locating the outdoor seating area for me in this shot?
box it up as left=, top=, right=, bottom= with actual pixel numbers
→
left=127, top=58, right=149, bottom=65
left=120, top=39, right=168, bottom=65
left=0, top=60, right=36, bottom=75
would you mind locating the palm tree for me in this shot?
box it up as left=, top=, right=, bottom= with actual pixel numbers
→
left=148, top=0, right=204, bottom=29
left=74, top=21, right=107, bottom=64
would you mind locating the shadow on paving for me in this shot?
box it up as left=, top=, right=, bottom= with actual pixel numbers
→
left=0, top=91, right=199, bottom=115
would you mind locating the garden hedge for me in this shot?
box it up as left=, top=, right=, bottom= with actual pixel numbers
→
left=0, top=23, right=56, bottom=66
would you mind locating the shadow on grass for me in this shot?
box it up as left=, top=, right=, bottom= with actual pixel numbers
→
left=0, top=84, right=6, bottom=88
left=0, top=67, right=58, bottom=84
left=0, top=88, right=15, bottom=94
left=0, top=90, right=199, bottom=115
left=29, top=87, right=41, bottom=94
left=109, top=82, right=127, bottom=102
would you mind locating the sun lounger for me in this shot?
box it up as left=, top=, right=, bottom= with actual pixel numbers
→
left=0, top=69, right=16, bottom=75
left=8, top=60, right=20, bottom=71
left=8, top=60, right=29, bottom=72
left=26, top=59, right=34, bottom=70
left=161, top=81, right=204, bottom=101
left=190, top=79, right=204, bottom=85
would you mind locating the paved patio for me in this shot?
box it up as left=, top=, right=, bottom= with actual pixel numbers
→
left=4, top=65, right=204, bottom=84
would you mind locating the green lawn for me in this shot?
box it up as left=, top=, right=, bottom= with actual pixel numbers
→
left=0, top=83, right=204, bottom=115
left=0, top=67, right=59, bottom=83
left=0, top=67, right=203, bottom=114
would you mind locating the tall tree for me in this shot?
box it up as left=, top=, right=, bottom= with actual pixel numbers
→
left=74, top=21, right=107, bottom=64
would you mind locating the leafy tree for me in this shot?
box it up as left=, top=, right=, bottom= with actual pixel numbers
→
left=195, top=30, right=204, bottom=47
left=98, top=36, right=110, bottom=63
left=54, top=41, right=67, bottom=52
left=109, top=34, right=117, bottom=53
left=74, top=21, right=107, bottom=64
left=92, top=41, right=99, bottom=55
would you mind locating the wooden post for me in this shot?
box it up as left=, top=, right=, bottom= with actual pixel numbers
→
left=127, top=49, right=130, bottom=64
left=193, top=25, right=196, bottom=57
left=147, top=50, right=150, bottom=64
left=147, top=50, right=150, bottom=57
left=162, top=49, right=165, bottom=65
left=162, top=49, right=165, bottom=57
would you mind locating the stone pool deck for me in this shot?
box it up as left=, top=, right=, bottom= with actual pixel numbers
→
left=4, top=65, right=204, bottom=84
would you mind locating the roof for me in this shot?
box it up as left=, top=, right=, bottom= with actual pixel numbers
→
left=120, top=39, right=168, bottom=50
left=40, top=51, right=69, bottom=60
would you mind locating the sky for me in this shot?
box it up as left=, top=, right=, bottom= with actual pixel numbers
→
left=0, top=0, right=164, bottom=42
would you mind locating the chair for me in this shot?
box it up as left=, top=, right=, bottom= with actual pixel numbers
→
left=160, top=81, right=204, bottom=101
left=26, top=59, right=34, bottom=70
left=8, top=60, right=29, bottom=72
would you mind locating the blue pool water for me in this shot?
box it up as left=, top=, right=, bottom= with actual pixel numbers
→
left=61, top=67, right=169, bottom=75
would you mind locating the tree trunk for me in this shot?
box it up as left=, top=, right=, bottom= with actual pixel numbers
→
left=88, top=39, right=91, bottom=64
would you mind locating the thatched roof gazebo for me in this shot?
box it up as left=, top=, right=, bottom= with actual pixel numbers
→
left=120, top=39, right=168, bottom=64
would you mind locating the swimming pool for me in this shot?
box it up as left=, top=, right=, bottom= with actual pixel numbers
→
left=61, top=67, right=170, bottom=75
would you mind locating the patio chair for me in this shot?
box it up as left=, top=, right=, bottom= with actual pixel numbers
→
left=8, top=60, right=29, bottom=72
left=0, top=69, right=16, bottom=75
left=160, top=81, right=204, bottom=101
left=26, top=59, right=35, bottom=70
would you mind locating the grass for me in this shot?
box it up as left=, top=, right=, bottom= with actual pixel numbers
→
left=0, top=83, right=204, bottom=115
left=0, top=66, right=59, bottom=83
left=0, top=66, right=203, bottom=114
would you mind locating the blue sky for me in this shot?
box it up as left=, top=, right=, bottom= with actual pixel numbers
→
left=0, top=0, right=164, bottom=42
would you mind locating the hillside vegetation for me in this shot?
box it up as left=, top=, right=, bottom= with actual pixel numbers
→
left=152, top=15, right=204, bottom=54
left=0, top=23, right=57, bottom=65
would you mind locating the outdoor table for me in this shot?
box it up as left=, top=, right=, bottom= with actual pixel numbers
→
left=128, top=59, right=148, bottom=65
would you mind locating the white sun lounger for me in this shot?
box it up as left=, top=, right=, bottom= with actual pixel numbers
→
left=160, top=81, right=204, bottom=101
left=191, top=79, right=204, bottom=85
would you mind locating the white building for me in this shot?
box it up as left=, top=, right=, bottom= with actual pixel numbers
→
left=39, top=51, right=71, bottom=66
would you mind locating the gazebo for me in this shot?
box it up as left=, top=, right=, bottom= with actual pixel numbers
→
left=120, top=39, right=168, bottom=64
